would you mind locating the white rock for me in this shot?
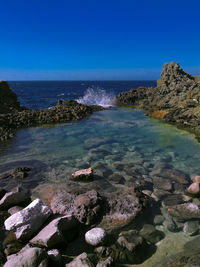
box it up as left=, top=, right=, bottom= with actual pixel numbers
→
left=4, top=245, right=48, bottom=267
left=4, top=198, right=52, bottom=241
left=85, top=227, right=106, bottom=246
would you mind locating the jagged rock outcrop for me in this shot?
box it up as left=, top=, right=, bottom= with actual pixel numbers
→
left=116, top=62, right=200, bottom=140
left=0, top=81, right=23, bottom=114
left=0, top=82, right=104, bottom=141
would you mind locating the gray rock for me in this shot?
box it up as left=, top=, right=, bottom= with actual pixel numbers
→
left=4, top=245, right=48, bottom=267
left=85, top=228, right=107, bottom=246
left=168, top=203, right=200, bottom=221
left=183, top=220, right=199, bottom=236
left=65, top=252, right=94, bottom=267
left=117, top=230, right=143, bottom=252
left=73, top=190, right=102, bottom=225
left=0, top=186, right=29, bottom=210
left=4, top=198, right=52, bottom=241
left=139, top=224, right=163, bottom=244
left=153, top=177, right=172, bottom=191
left=96, top=256, right=114, bottom=267
left=153, top=215, right=165, bottom=225
left=162, top=194, right=185, bottom=207
left=30, top=214, right=78, bottom=248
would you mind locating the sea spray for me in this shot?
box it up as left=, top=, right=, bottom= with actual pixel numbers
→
left=77, top=87, right=115, bottom=107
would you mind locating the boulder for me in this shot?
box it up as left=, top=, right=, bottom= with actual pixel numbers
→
left=187, top=182, right=200, bottom=196
left=70, top=168, right=93, bottom=181
left=65, top=252, right=94, bottom=267
left=117, top=230, right=144, bottom=252
left=153, top=177, right=172, bottom=191
left=153, top=215, right=165, bottom=225
left=139, top=224, right=163, bottom=244
left=47, top=249, right=62, bottom=265
left=8, top=206, right=23, bottom=215
left=183, top=220, right=199, bottom=236
left=85, top=228, right=107, bottom=246
left=168, top=202, right=200, bottom=221
left=30, top=215, right=78, bottom=248
left=0, top=186, right=29, bottom=210
left=96, top=256, right=114, bottom=267
left=4, top=245, right=48, bottom=267
left=193, top=175, right=200, bottom=183
left=4, top=198, right=52, bottom=240
left=73, top=190, right=103, bottom=225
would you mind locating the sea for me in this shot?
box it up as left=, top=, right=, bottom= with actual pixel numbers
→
left=1, top=80, right=200, bottom=189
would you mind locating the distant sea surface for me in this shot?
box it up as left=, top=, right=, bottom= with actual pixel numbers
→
left=8, top=80, right=156, bottom=109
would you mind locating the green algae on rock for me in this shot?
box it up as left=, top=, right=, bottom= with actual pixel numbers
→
left=116, top=62, right=200, bottom=141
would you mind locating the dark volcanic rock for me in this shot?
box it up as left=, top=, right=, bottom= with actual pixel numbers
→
left=0, top=81, right=104, bottom=141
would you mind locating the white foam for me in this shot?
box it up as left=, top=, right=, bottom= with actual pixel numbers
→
left=77, top=87, right=115, bottom=107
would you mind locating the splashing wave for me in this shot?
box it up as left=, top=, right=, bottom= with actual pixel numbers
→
left=77, top=87, right=115, bottom=107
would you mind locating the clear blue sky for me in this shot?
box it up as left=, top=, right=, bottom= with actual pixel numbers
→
left=0, top=0, right=199, bottom=80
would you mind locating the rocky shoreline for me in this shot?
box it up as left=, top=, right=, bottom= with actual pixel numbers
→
left=116, top=62, right=200, bottom=142
left=1, top=165, right=200, bottom=266
left=0, top=81, right=104, bottom=141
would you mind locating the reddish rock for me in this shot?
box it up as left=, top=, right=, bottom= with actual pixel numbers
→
left=193, top=176, right=200, bottom=183
left=70, top=168, right=93, bottom=181
left=187, top=182, right=200, bottom=196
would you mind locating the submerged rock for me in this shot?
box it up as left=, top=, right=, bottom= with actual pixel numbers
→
left=187, top=182, right=200, bottom=196
left=65, top=252, right=94, bottom=267
left=168, top=202, right=200, bottom=221
left=70, top=168, right=93, bottom=181
left=0, top=186, right=29, bottom=210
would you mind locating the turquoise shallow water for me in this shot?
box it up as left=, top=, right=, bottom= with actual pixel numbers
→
left=0, top=106, right=200, bottom=186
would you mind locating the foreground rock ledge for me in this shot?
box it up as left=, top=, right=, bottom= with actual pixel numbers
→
left=116, top=62, right=200, bottom=141
left=0, top=81, right=104, bottom=141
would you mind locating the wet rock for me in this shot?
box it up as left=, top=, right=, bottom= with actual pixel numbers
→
left=70, top=168, right=93, bottom=181
left=183, top=220, right=199, bottom=236
left=85, top=227, right=107, bottom=246
left=193, top=175, right=200, bottom=183
left=73, top=190, right=103, bottom=225
left=0, top=211, right=10, bottom=226
left=3, top=232, right=24, bottom=256
left=117, top=230, right=144, bottom=252
left=153, top=177, right=173, bottom=191
left=162, top=194, right=185, bottom=207
left=159, top=169, right=190, bottom=184
left=12, top=166, right=31, bottom=180
left=65, top=252, right=94, bottom=267
left=5, top=198, right=52, bottom=241
left=168, top=203, right=200, bottom=221
left=4, top=245, right=48, bottom=267
left=139, top=224, right=163, bottom=244
left=96, top=256, right=114, bottom=267
left=0, top=188, right=6, bottom=199
left=48, top=249, right=62, bottom=265
left=187, top=182, right=200, bottom=196
left=153, top=215, right=165, bottom=225
left=102, top=187, right=150, bottom=230
left=0, top=186, right=29, bottom=210
left=163, top=216, right=184, bottom=232
left=151, top=189, right=171, bottom=201
left=108, top=173, right=126, bottom=184
left=30, top=214, right=78, bottom=248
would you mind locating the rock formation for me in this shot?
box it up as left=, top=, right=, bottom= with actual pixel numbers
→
left=116, top=62, right=200, bottom=140
left=0, top=81, right=104, bottom=141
